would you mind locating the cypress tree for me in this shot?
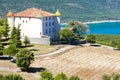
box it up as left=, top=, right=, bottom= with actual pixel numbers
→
left=9, top=26, right=21, bottom=48
left=2, top=18, right=9, bottom=39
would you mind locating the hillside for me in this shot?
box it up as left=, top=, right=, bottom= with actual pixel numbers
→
left=1, top=0, right=120, bottom=22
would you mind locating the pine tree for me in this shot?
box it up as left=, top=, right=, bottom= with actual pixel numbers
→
left=3, top=44, right=18, bottom=57
left=16, top=49, right=34, bottom=71
left=15, top=26, right=21, bottom=47
left=23, top=36, right=30, bottom=46
left=2, top=18, right=9, bottom=39
left=9, top=26, right=16, bottom=44
left=9, top=26, right=21, bottom=48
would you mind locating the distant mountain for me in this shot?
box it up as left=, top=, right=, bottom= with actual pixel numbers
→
left=1, top=0, right=120, bottom=22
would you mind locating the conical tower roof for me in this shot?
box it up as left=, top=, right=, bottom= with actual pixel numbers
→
left=7, top=10, right=14, bottom=17
left=55, top=9, right=61, bottom=16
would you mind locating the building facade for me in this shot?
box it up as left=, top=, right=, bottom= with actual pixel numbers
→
left=7, top=7, right=61, bottom=43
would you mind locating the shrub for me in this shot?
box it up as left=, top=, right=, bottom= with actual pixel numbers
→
left=111, top=73, right=120, bottom=80
left=23, top=36, right=30, bottom=46
left=110, top=40, right=117, bottom=48
left=61, top=40, right=69, bottom=44
left=116, top=40, right=120, bottom=49
left=69, top=76, right=80, bottom=80
left=86, top=35, right=96, bottom=43
left=40, top=70, right=53, bottom=80
left=60, top=28, right=75, bottom=44
left=54, top=72, right=68, bottom=80
left=16, top=49, right=34, bottom=71
left=3, top=44, right=18, bottom=57
left=102, top=74, right=111, bottom=80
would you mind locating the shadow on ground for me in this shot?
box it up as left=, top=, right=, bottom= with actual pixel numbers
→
left=27, top=67, right=45, bottom=73
left=20, top=45, right=34, bottom=48
left=0, top=56, right=11, bottom=60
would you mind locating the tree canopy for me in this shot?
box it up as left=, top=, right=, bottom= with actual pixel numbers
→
left=86, top=35, right=96, bottom=43
left=0, top=18, right=10, bottom=40
left=40, top=70, right=53, bottom=80
left=3, top=44, right=18, bottom=57
left=16, top=49, right=34, bottom=71
left=54, top=72, right=68, bottom=80
left=60, top=28, right=74, bottom=44
left=67, top=21, right=89, bottom=38
left=9, top=26, right=21, bottom=48
left=102, top=73, right=120, bottom=80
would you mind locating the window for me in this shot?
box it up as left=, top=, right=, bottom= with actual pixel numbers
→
left=52, top=16, right=54, bottom=19
left=49, top=28, right=51, bottom=33
left=23, top=20, right=24, bottom=23
left=46, top=23, right=47, bottom=27
left=19, top=17, right=21, bottom=20
left=26, top=20, right=27, bottom=23
left=49, top=22, right=51, bottom=26
left=52, top=22, right=54, bottom=25
left=49, top=17, right=51, bottom=20
left=46, top=29, right=48, bottom=34
left=46, top=17, right=47, bottom=20
left=53, top=28, right=54, bottom=32
left=40, top=32, right=41, bottom=35
left=43, top=23, right=44, bottom=27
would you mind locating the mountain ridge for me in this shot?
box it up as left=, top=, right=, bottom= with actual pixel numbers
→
left=0, top=0, right=120, bottom=22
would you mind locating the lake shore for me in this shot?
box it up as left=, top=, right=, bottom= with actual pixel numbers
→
left=61, top=20, right=120, bottom=25
left=86, top=20, right=120, bottom=24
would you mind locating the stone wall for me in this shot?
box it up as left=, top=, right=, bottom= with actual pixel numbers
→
left=21, top=37, right=50, bottom=45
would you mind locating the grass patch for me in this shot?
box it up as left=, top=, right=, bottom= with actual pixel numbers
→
left=27, top=44, right=65, bottom=55
left=94, top=34, right=120, bottom=46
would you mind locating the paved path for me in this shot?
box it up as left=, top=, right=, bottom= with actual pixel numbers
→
left=35, top=45, right=75, bottom=57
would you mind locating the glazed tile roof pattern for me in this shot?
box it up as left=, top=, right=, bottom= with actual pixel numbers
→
left=14, top=7, right=55, bottom=17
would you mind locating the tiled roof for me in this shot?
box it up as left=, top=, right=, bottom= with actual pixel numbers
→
left=36, top=13, right=43, bottom=18
left=14, top=7, right=55, bottom=17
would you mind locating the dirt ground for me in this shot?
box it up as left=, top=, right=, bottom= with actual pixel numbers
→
left=0, top=60, right=38, bottom=80
left=32, top=45, right=120, bottom=80
left=28, top=44, right=65, bottom=54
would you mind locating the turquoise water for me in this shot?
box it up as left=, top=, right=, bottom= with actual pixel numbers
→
left=61, top=22, right=120, bottom=35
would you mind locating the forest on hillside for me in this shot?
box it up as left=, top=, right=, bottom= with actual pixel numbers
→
left=0, top=0, right=120, bottom=22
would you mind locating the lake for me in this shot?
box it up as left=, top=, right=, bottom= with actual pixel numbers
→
left=61, top=22, right=120, bottom=35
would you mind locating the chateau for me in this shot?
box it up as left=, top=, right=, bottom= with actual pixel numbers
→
left=7, top=7, right=61, bottom=44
